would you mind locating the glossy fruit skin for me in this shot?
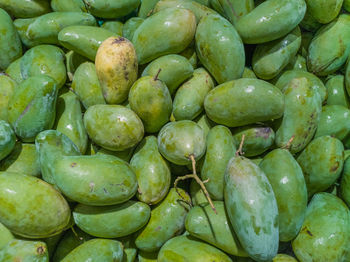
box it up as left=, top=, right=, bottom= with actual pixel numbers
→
left=204, top=78, right=284, bottom=127
left=224, top=156, right=279, bottom=262
left=0, top=120, right=15, bottom=161
left=0, top=0, right=51, bottom=18
left=132, top=8, right=196, bottom=64
left=0, top=239, right=49, bottom=262
left=122, top=17, right=144, bottom=41
left=101, top=20, right=123, bottom=35
left=135, top=188, right=191, bottom=252
left=83, top=0, right=140, bottom=19
left=5, top=57, right=23, bottom=83
left=51, top=0, right=87, bottom=12
left=0, top=172, right=71, bottom=238
left=216, top=0, right=254, bottom=25
left=130, top=136, right=171, bottom=205
left=259, top=149, right=307, bottom=242
left=84, top=104, right=144, bottom=151
left=138, top=0, right=160, bottom=18
left=297, top=136, right=344, bottom=196
left=0, top=222, right=13, bottom=250
left=325, top=75, right=349, bottom=107
left=292, top=193, right=350, bottom=262
left=0, top=74, right=17, bottom=122
left=52, top=154, right=138, bottom=206
left=273, top=254, right=298, bottom=262
left=305, top=0, right=343, bottom=24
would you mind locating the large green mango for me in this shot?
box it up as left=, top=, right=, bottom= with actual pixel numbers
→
left=204, top=78, right=284, bottom=127
left=224, top=156, right=279, bottom=261
left=0, top=172, right=71, bottom=238
left=130, top=136, right=171, bottom=205
left=0, top=222, right=13, bottom=250
left=123, top=17, right=144, bottom=41
left=297, top=136, right=344, bottom=196
left=276, top=77, right=322, bottom=154
left=51, top=0, right=87, bottom=12
left=292, top=193, right=350, bottom=262
left=0, top=8, right=22, bottom=70
left=235, top=0, right=306, bottom=44
left=0, top=0, right=50, bottom=18
left=0, top=239, right=48, bottom=261
left=83, top=0, right=140, bottom=19
left=7, top=76, right=58, bottom=142
left=0, top=120, right=15, bottom=161
left=0, top=74, right=17, bottom=122
left=260, top=149, right=307, bottom=242
left=325, top=75, right=349, bottom=107
left=135, top=188, right=191, bottom=252
left=305, top=0, right=343, bottom=24
left=195, top=14, right=244, bottom=84
left=132, top=8, right=196, bottom=64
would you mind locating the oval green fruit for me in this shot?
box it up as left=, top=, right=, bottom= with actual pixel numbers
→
left=5, top=57, right=23, bottom=83
left=101, top=20, right=123, bottom=35
left=122, top=17, right=144, bottom=41
left=51, top=0, right=87, bottom=12
left=340, top=157, right=350, bottom=206
left=325, top=75, right=349, bottom=107
left=0, top=74, right=17, bottom=122
left=0, top=222, right=13, bottom=250
left=0, top=239, right=48, bottom=262
left=0, top=0, right=50, bottom=18
left=305, top=0, right=343, bottom=24
left=0, top=120, right=15, bottom=161
left=83, top=0, right=140, bottom=19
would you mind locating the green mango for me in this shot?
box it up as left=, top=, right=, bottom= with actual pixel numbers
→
left=0, top=0, right=50, bottom=18
left=65, top=50, right=88, bottom=77
left=0, top=142, right=40, bottom=177
left=0, top=222, right=13, bottom=250
left=55, top=91, right=88, bottom=154
left=123, top=17, right=144, bottom=41
left=101, top=20, right=123, bottom=35
left=299, top=32, right=313, bottom=57
left=305, top=0, right=343, bottom=24
left=35, top=130, right=80, bottom=185
left=42, top=233, right=63, bottom=259
left=235, top=0, right=306, bottom=44
left=7, top=75, right=58, bottom=142
left=201, top=125, right=236, bottom=200
left=135, top=188, right=191, bottom=252
left=325, top=75, right=349, bottom=107
left=5, top=57, right=23, bottom=83
left=180, top=44, right=197, bottom=69
left=0, top=172, right=70, bottom=238
left=216, top=0, right=254, bottom=25
left=314, top=105, right=350, bottom=140
left=292, top=193, right=350, bottom=262
left=14, top=17, right=36, bottom=45
left=73, top=201, right=150, bottom=238
left=138, top=250, right=158, bottom=262
left=138, top=0, right=160, bottom=18
left=307, top=14, right=350, bottom=76
left=275, top=77, right=322, bottom=154
left=130, top=136, right=171, bottom=205
left=286, top=55, right=307, bottom=71
left=224, top=156, right=279, bottom=261
left=58, top=25, right=116, bottom=61
left=71, top=62, right=106, bottom=109
left=195, top=14, right=244, bottom=84
left=92, top=144, right=135, bottom=163
left=194, top=113, right=214, bottom=139
left=83, top=0, right=140, bottom=19
left=53, top=154, right=138, bottom=205
left=259, top=149, right=307, bottom=242
left=0, top=74, right=17, bottom=122
left=129, top=76, right=172, bottom=133
left=51, top=0, right=87, bottom=12
left=300, top=11, right=322, bottom=32
left=158, top=120, right=206, bottom=165
left=242, top=67, right=257, bottom=78
left=61, top=239, right=124, bottom=262
left=172, top=68, right=214, bottom=121
left=190, top=179, right=208, bottom=206
left=0, top=8, right=22, bottom=70
left=20, top=45, right=66, bottom=88
left=232, top=125, right=275, bottom=157
left=204, top=78, right=284, bottom=127
left=275, top=69, right=327, bottom=102
left=252, top=26, right=301, bottom=80
left=273, top=254, right=298, bottom=262
left=297, top=136, right=344, bottom=196
left=142, top=54, right=194, bottom=95
left=84, top=105, right=144, bottom=151
left=132, top=8, right=196, bottom=64
left=158, top=235, right=232, bottom=262
left=209, top=0, right=225, bottom=16
left=117, top=235, right=137, bottom=262
left=0, top=239, right=48, bottom=261
left=340, top=156, right=350, bottom=206
left=186, top=201, right=247, bottom=256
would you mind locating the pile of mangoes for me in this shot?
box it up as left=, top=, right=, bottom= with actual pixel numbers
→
left=1, top=0, right=350, bottom=261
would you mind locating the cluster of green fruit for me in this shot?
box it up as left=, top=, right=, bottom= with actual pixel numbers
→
left=1, top=0, right=350, bottom=261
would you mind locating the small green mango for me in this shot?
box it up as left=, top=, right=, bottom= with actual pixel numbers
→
left=123, top=17, right=144, bottom=41
left=216, top=0, right=254, bottom=25
left=286, top=54, right=307, bottom=71
left=0, top=74, right=17, bottom=122
left=138, top=0, right=160, bottom=18
left=138, top=250, right=158, bottom=262
left=305, top=0, right=343, bottom=24
left=0, top=0, right=50, bottom=18
left=117, top=235, right=137, bottom=262
left=299, top=10, right=322, bottom=32
left=242, top=67, right=257, bottom=78
left=0, top=121, right=15, bottom=162
left=51, top=0, right=87, bottom=12
left=0, top=222, right=13, bottom=250
left=325, top=75, right=349, bottom=107
left=194, top=113, right=214, bottom=139
left=5, top=57, right=23, bottom=83
left=0, top=239, right=48, bottom=262
left=65, top=50, right=88, bottom=76
left=101, top=20, right=123, bottom=35
left=83, top=0, right=140, bottom=19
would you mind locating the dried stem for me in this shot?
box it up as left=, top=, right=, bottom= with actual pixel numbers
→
left=154, top=68, right=162, bottom=81
left=236, top=134, right=245, bottom=156
left=283, top=135, right=295, bottom=151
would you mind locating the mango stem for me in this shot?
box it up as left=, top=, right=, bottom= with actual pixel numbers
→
left=283, top=135, right=295, bottom=150
left=154, top=68, right=162, bottom=81
left=236, top=134, right=245, bottom=156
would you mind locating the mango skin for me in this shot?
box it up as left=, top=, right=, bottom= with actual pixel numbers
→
left=158, top=235, right=232, bottom=262
left=138, top=250, right=158, bottom=262
left=73, top=201, right=150, bottom=238
left=84, top=104, right=144, bottom=151
left=216, top=0, right=254, bottom=25
left=0, top=239, right=48, bottom=262
left=0, top=0, right=50, bottom=18
left=51, top=0, right=87, bottom=12
left=186, top=201, right=247, bottom=256
left=326, top=75, right=349, bottom=107
left=306, top=0, right=343, bottom=24
left=0, top=74, right=17, bottom=122
left=0, top=120, right=15, bottom=161
left=132, top=8, right=196, bottom=64
left=259, top=149, right=307, bottom=242
left=0, top=172, right=71, bottom=238
left=235, top=0, right=306, bottom=44
left=0, top=8, right=22, bottom=70
left=123, top=17, right=144, bottom=41
left=224, top=156, right=279, bottom=262
left=0, top=222, right=13, bottom=250
left=158, top=120, right=206, bottom=165
left=286, top=54, right=307, bottom=71
left=135, top=188, right=191, bottom=252
left=292, top=193, right=350, bottom=262
left=66, top=50, right=88, bottom=76
left=84, top=0, right=140, bottom=19
left=340, top=157, right=350, bottom=207
left=138, top=0, right=160, bottom=18
left=5, top=57, right=24, bottom=83
left=195, top=14, right=244, bottom=84
left=96, top=36, right=138, bottom=104
left=190, top=179, right=208, bottom=206
left=142, top=54, right=194, bottom=95
left=130, top=136, right=171, bottom=205
left=297, top=136, right=344, bottom=196
left=273, top=254, right=298, bottom=262
left=204, top=78, right=284, bottom=127
left=61, top=239, right=124, bottom=262
left=101, top=21, right=123, bottom=35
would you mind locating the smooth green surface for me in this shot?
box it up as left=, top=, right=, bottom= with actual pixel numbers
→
left=101, top=20, right=123, bottom=35
left=0, top=120, right=15, bottom=161
left=83, top=0, right=140, bottom=19
left=325, top=75, right=349, bottom=107
left=122, top=17, right=144, bottom=41
left=0, top=239, right=48, bottom=262
left=0, top=0, right=51, bottom=18
left=0, top=222, right=13, bottom=250
left=305, top=0, right=343, bottom=24
left=0, top=74, right=17, bottom=122
left=51, top=0, right=86, bottom=12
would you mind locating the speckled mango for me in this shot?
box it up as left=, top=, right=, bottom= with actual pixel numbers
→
left=275, top=77, right=322, bottom=154
left=135, top=188, right=191, bottom=252
left=0, top=120, right=15, bottom=161
left=0, top=74, right=17, bottom=122
left=84, top=104, right=144, bottom=151
left=224, top=156, right=279, bottom=261
left=305, top=0, right=343, bottom=24
left=83, top=0, right=140, bottom=19
left=204, top=78, right=284, bottom=127
left=7, top=76, right=58, bottom=142
left=51, top=0, right=87, bottom=12
left=95, top=36, right=138, bottom=104
left=292, top=193, right=350, bottom=262
left=0, top=172, right=71, bottom=238
left=101, top=20, right=123, bottom=35
left=132, top=8, right=196, bottom=64
left=0, top=0, right=50, bottom=18
left=0, top=239, right=48, bottom=262
left=130, top=136, right=171, bottom=204
left=325, top=75, right=349, bottom=107
left=122, top=17, right=144, bottom=41
left=0, top=222, right=13, bottom=250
